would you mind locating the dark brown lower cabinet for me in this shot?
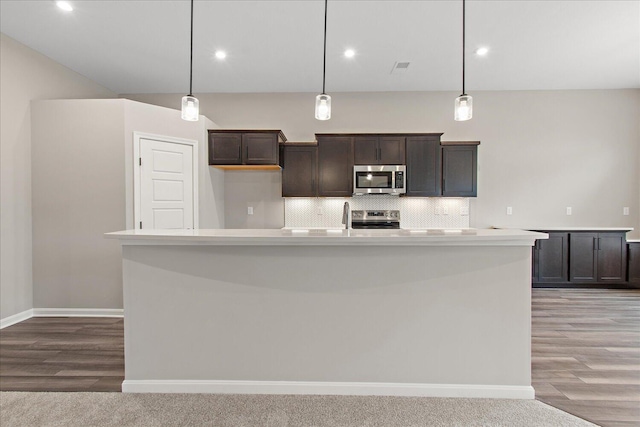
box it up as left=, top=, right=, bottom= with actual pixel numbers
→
left=628, top=243, right=640, bottom=284
left=533, top=232, right=568, bottom=283
left=533, top=230, right=632, bottom=288
left=569, top=233, right=599, bottom=282
left=280, top=145, right=317, bottom=197
left=597, top=233, right=627, bottom=282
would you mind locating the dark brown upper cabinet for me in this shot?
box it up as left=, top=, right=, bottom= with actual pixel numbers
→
left=317, top=136, right=354, bottom=197
left=405, top=136, right=442, bottom=197
left=280, top=144, right=317, bottom=197
left=441, top=143, right=478, bottom=197
left=208, top=130, right=286, bottom=166
left=354, top=136, right=405, bottom=165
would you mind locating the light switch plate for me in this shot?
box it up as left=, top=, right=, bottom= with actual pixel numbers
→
left=566, top=207, right=572, bottom=215
left=443, top=206, right=449, bottom=215
left=506, top=207, right=513, bottom=215
left=247, top=206, right=254, bottom=215
left=623, top=207, right=630, bottom=216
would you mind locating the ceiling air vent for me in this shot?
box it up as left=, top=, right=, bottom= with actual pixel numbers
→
left=391, top=61, right=411, bottom=74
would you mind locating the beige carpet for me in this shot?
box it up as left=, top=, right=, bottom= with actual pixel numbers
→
left=0, top=392, right=596, bottom=427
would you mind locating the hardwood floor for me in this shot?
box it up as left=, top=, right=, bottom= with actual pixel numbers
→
left=1, top=289, right=638, bottom=426
left=0, top=317, right=123, bottom=392
left=532, top=289, right=640, bottom=427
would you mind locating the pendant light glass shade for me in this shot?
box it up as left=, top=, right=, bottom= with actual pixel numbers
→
left=454, top=94, right=472, bottom=121
left=181, top=95, right=199, bottom=121
left=315, top=94, right=331, bottom=121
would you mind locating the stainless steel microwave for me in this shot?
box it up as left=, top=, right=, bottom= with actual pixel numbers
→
left=353, top=165, right=406, bottom=195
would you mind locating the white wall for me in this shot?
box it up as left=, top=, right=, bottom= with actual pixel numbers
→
left=31, top=99, right=224, bottom=311
left=0, top=33, right=115, bottom=320
left=127, top=90, right=640, bottom=238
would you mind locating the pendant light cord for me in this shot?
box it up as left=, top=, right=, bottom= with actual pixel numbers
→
left=322, top=0, right=327, bottom=95
left=189, top=0, right=194, bottom=97
left=462, top=0, right=466, bottom=95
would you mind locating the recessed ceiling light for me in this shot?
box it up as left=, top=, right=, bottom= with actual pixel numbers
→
left=475, top=47, right=489, bottom=56
left=56, top=1, right=73, bottom=12
left=215, top=51, right=227, bottom=60
left=344, top=49, right=355, bottom=58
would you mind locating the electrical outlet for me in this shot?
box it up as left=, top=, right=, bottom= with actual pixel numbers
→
left=566, top=207, right=572, bottom=216
left=435, top=206, right=442, bottom=215
left=506, top=207, right=513, bottom=215
left=247, top=206, right=254, bottom=215
left=443, top=206, right=449, bottom=215
left=623, top=207, right=630, bottom=216
left=460, top=206, right=469, bottom=216
left=317, top=207, right=323, bottom=215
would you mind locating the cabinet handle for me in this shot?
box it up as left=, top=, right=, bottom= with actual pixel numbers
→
left=597, top=237, right=601, bottom=250
left=238, top=145, right=242, bottom=160
left=378, top=148, right=382, bottom=160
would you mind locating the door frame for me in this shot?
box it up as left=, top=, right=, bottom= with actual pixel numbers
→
left=133, top=132, right=199, bottom=230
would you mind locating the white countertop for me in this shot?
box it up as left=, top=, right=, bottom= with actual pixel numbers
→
left=493, top=226, right=634, bottom=232
left=105, top=228, right=547, bottom=246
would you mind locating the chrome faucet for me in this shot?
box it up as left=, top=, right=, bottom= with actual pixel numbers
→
left=342, top=201, right=350, bottom=229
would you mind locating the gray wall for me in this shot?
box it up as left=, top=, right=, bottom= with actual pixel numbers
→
left=0, top=34, right=115, bottom=320
left=224, top=171, right=283, bottom=229
left=31, top=99, right=224, bottom=310
left=127, top=90, right=640, bottom=238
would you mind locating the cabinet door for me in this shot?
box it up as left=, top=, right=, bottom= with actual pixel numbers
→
left=354, top=136, right=378, bottom=165
left=442, top=145, right=477, bottom=197
left=378, top=136, right=406, bottom=165
left=209, top=133, right=242, bottom=165
left=569, top=233, right=598, bottom=282
left=628, top=243, right=640, bottom=284
left=597, top=233, right=627, bottom=282
left=317, top=136, right=354, bottom=197
left=281, top=146, right=317, bottom=197
left=243, top=133, right=278, bottom=165
left=534, top=232, right=569, bottom=283
left=405, top=137, right=441, bottom=196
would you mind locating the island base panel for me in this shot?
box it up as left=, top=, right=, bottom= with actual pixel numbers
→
left=122, top=244, right=533, bottom=398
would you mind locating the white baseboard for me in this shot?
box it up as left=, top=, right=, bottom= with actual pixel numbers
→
left=33, top=308, right=124, bottom=317
left=122, top=380, right=535, bottom=399
left=0, top=309, right=34, bottom=329
left=1, top=308, right=124, bottom=329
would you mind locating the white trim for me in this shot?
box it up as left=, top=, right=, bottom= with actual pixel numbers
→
left=0, top=309, right=34, bottom=329
left=32, top=308, right=124, bottom=318
left=122, top=380, right=535, bottom=399
left=133, top=132, right=199, bottom=231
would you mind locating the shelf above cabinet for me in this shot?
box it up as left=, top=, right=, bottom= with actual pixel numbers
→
left=212, top=165, right=282, bottom=171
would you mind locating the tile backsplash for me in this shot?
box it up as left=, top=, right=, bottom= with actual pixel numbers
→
left=285, top=197, right=470, bottom=229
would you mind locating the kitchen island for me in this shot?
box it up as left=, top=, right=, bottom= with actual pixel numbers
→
left=106, top=228, right=546, bottom=398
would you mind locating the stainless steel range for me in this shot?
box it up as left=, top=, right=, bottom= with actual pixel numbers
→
left=351, top=210, right=400, bottom=229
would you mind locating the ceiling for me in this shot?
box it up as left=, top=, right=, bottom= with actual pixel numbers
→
left=1, top=0, right=638, bottom=94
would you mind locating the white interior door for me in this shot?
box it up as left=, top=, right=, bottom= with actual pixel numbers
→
left=138, top=137, right=195, bottom=230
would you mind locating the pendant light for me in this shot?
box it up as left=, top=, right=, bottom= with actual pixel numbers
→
left=315, top=0, right=331, bottom=121
left=181, top=0, right=199, bottom=122
left=454, top=0, right=472, bottom=121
